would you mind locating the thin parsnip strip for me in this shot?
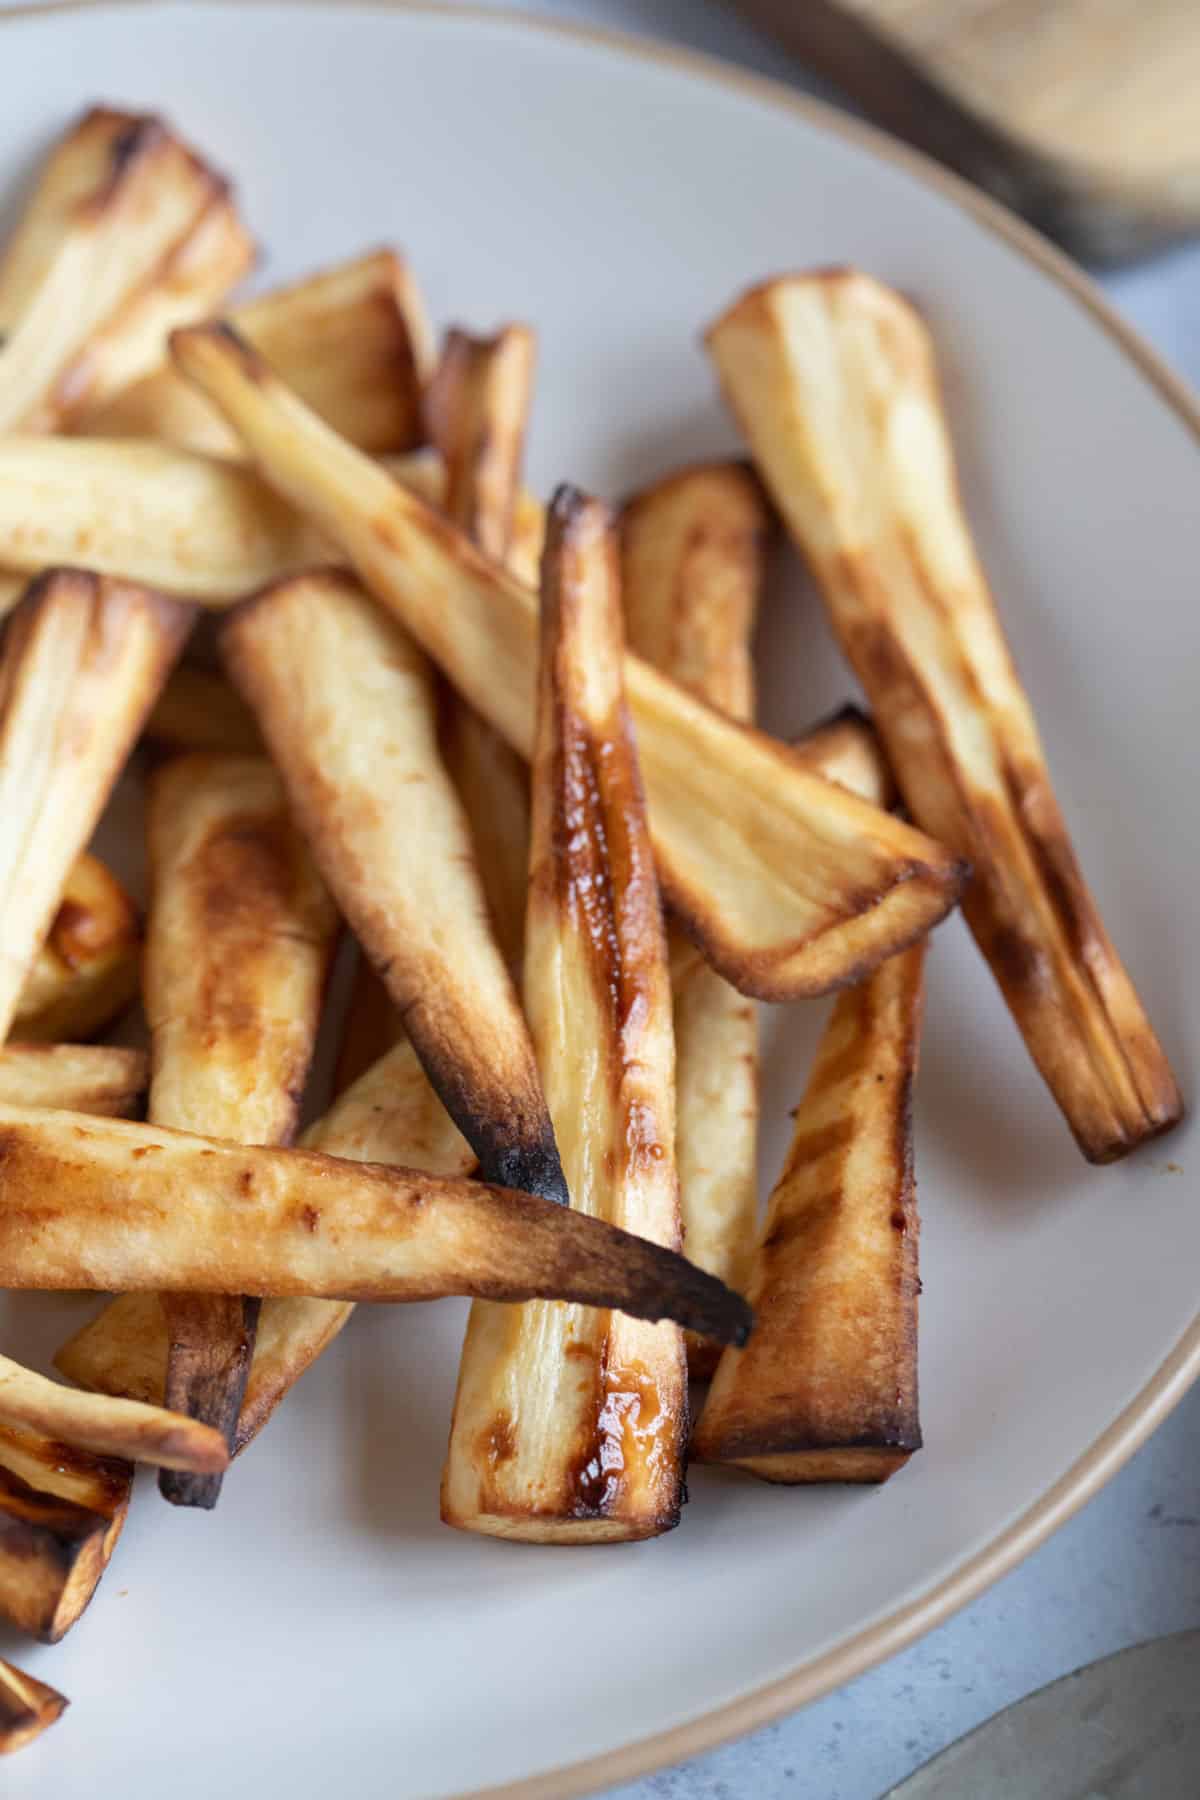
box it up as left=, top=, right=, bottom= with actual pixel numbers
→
left=0, top=1354, right=226, bottom=1474
left=0, top=1044, right=147, bottom=1117
left=707, top=271, right=1182, bottom=1160
left=14, top=853, right=140, bottom=1044
left=0, top=1657, right=67, bottom=1755
left=443, top=487, right=686, bottom=1542
left=0, top=1423, right=131, bottom=1642
left=143, top=665, right=262, bottom=754
left=172, top=322, right=966, bottom=1000
left=222, top=569, right=566, bottom=1203
left=0, top=571, right=192, bottom=1040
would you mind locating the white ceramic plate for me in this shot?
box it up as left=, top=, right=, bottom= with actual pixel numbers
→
left=0, top=7, right=1197, bottom=1798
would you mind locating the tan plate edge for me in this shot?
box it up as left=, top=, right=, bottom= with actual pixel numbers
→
left=2, top=4, right=1197, bottom=1796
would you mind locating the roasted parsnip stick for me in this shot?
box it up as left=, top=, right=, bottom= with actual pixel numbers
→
left=143, top=665, right=262, bottom=754
left=145, top=753, right=338, bottom=1506
left=82, top=248, right=430, bottom=456
left=0, top=1658, right=67, bottom=1755
left=708, top=272, right=1182, bottom=1160
left=0, top=107, right=230, bottom=433
left=694, top=939, right=925, bottom=1483
left=0, top=1043, right=147, bottom=1117
left=0, top=1424, right=131, bottom=1642
left=621, top=462, right=765, bottom=1376
left=0, top=572, right=192, bottom=1041
left=222, top=569, right=566, bottom=1203
left=443, top=488, right=686, bottom=1542
left=171, top=322, right=967, bottom=1000
left=788, top=704, right=897, bottom=809
left=0, top=1354, right=226, bottom=1475
left=14, top=853, right=140, bottom=1044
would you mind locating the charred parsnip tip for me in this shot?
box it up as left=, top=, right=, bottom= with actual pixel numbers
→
left=708, top=271, right=1182, bottom=1160
left=0, top=1657, right=68, bottom=1756
left=0, top=1422, right=131, bottom=1642
left=14, top=852, right=140, bottom=1044
left=222, top=569, right=566, bottom=1204
left=0, top=1353, right=227, bottom=1475
left=0, top=1043, right=147, bottom=1117
left=171, top=321, right=966, bottom=1002
left=443, top=486, right=688, bottom=1544
left=0, top=105, right=236, bottom=433
left=0, top=571, right=193, bottom=1042
left=82, top=248, right=430, bottom=457
left=620, top=461, right=766, bottom=1376
left=0, top=1103, right=751, bottom=1343
left=694, top=940, right=926, bottom=1483
left=144, top=665, right=262, bottom=754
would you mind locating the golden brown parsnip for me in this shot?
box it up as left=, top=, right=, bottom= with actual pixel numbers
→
left=144, top=753, right=338, bottom=1505
left=789, top=705, right=897, bottom=809
left=0, top=107, right=232, bottom=433
left=0, top=1423, right=131, bottom=1642
left=443, top=488, right=686, bottom=1543
left=222, top=569, right=566, bottom=1204
left=0, top=572, right=192, bottom=1041
left=707, top=271, right=1182, bottom=1161
left=0, top=1353, right=226, bottom=1475
left=0, top=1043, right=147, bottom=1117
left=620, top=462, right=765, bottom=1376
left=13, top=853, right=140, bottom=1044
left=0, top=1658, right=67, bottom=1755
left=81, top=248, right=430, bottom=456
left=694, top=941, right=925, bottom=1483
left=170, top=321, right=967, bottom=1001
left=143, top=665, right=262, bottom=754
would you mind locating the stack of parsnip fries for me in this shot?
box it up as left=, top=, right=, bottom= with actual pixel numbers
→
left=0, top=107, right=1181, bottom=1754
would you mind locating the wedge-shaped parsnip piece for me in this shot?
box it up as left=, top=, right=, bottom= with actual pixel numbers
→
left=0, top=1105, right=749, bottom=1342
left=694, top=939, right=925, bottom=1483
left=14, top=853, right=140, bottom=1044
left=427, top=324, right=536, bottom=562
left=0, top=1043, right=146, bottom=1117
left=0, top=107, right=229, bottom=432
left=145, top=753, right=338, bottom=1506
left=222, top=569, right=566, bottom=1203
left=0, top=439, right=312, bottom=600
left=0, top=1423, right=130, bottom=1642
left=0, top=1658, right=67, bottom=1755
left=0, top=1353, right=226, bottom=1475
left=443, top=489, right=687, bottom=1542
left=708, top=272, right=1182, bottom=1160
left=173, top=323, right=965, bottom=1000
left=82, top=248, right=430, bottom=456
left=144, top=665, right=261, bottom=754
left=621, top=462, right=765, bottom=1377
left=0, top=572, right=192, bottom=1041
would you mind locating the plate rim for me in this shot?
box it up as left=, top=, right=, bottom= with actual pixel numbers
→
left=2, top=4, right=1197, bottom=1796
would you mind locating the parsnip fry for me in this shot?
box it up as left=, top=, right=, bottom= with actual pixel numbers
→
left=0, top=1354, right=226, bottom=1475
left=0, top=1104, right=750, bottom=1344
left=0, top=1658, right=67, bottom=1755
left=0, top=106, right=230, bottom=432
left=789, top=704, right=897, bottom=808
left=144, top=665, right=262, bottom=754
left=708, top=272, right=1182, bottom=1160
left=0, top=1043, right=147, bottom=1116
left=82, top=248, right=430, bottom=456
left=621, top=461, right=765, bottom=1376
left=0, top=572, right=192, bottom=1041
left=172, top=322, right=966, bottom=1000
left=443, top=488, right=686, bottom=1542
left=694, top=940, right=926, bottom=1483
left=0, top=1423, right=130, bottom=1642
left=14, top=853, right=140, bottom=1044
left=222, top=569, right=566, bottom=1204
left=145, top=753, right=338, bottom=1506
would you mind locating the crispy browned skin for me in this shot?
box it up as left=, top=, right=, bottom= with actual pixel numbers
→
left=708, top=272, right=1182, bottom=1161
left=0, top=1351, right=227, bottom=1475
left=0, top=106, right=237, bottom=433
left=144, top=665, right=262, bottom=754
left=0, top=1656, right=68, bottom=1755
left=443, top=488, right=687, bottom=1543
left=0, top=1043, right=147, bottom=1117
left=0, top=1103, right=750, bottom=1343
left=14, top=853, right=140, bottom=1044
left=170, top=322, right=968, bottom=1001
left=620, top=462, right=766, bottom=1376
left=694, top=940, right=925, bottom=1482
left=144, top=753, right=338, bottom=1505
left=0, top=571, right=193, bottom=1041
left=222, top=569, right=566, bottom=1205
left=0, top=1422, right=131, bottom=1642
left=82, top=248, right=430, bottom=456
